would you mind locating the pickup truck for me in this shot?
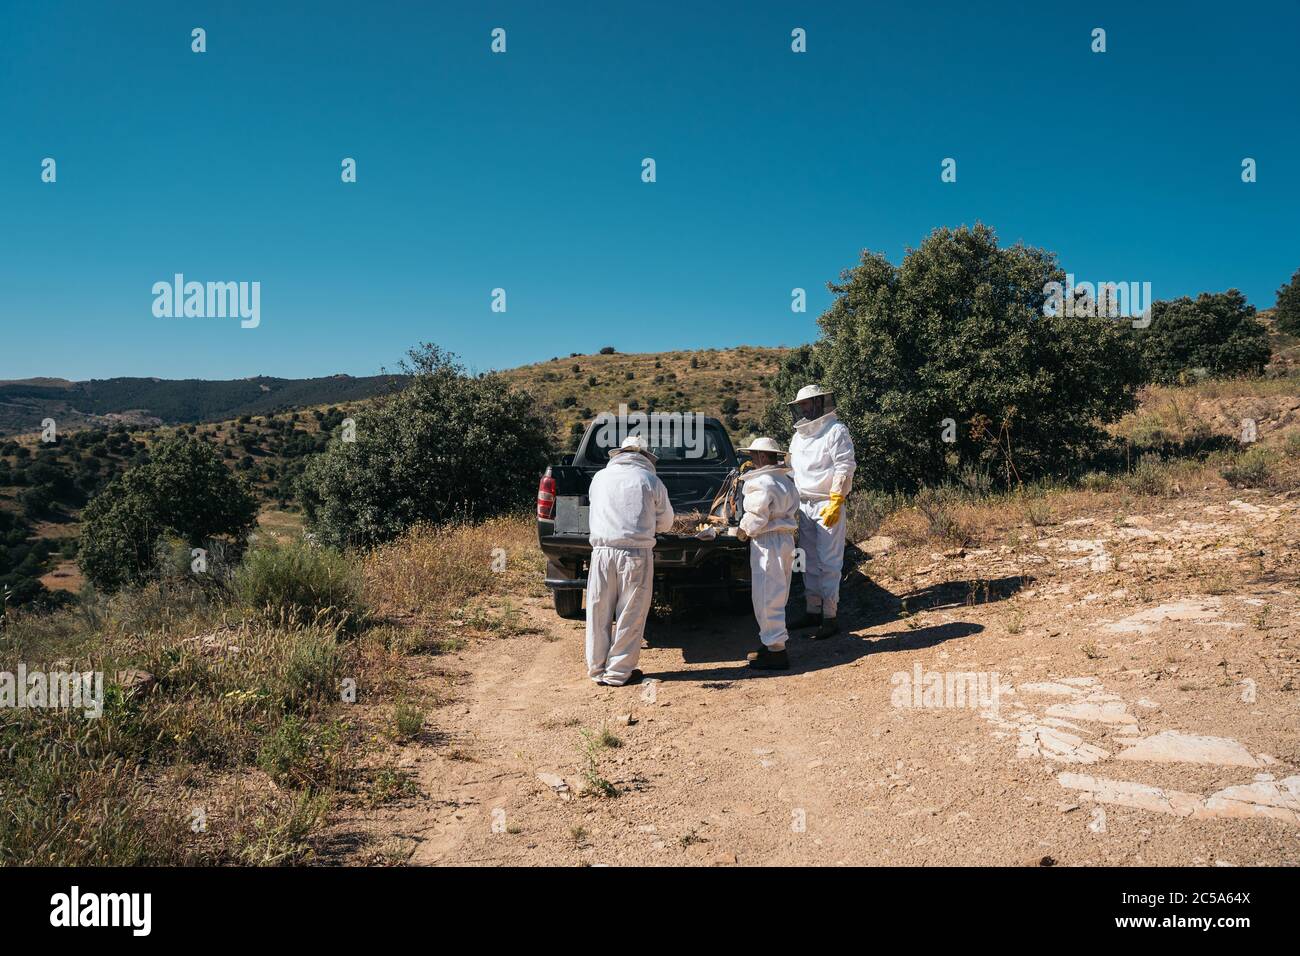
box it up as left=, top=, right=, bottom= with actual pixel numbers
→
left=535, top=415, right=750, bottom=618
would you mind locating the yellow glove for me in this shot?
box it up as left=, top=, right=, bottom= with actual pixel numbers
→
left=819, top=493, right=846, bottom=528
left=736, top=527, right=750, bottom=542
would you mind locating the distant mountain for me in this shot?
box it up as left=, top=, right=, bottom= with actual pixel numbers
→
left=0, top=374, right=407, bottom=435
left=0, top=344, right=799, bottom=440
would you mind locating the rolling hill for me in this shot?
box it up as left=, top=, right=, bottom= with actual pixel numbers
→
left=494, top=345, right=793, bottom=447
left=0, top=374, right=407, bottom=436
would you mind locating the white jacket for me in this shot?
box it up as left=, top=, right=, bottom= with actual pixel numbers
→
left=588, top=452, right=674, bottom=550
left=739, top=465, right=800, bottom=537
left=789, top=412, right=856, bottom=502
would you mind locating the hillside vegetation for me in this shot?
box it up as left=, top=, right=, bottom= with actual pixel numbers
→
left=0, top=405, right=357, bottom=601
left=0, top=374, right=405, bottom=435
left=494, top=345, right=791, bottom=447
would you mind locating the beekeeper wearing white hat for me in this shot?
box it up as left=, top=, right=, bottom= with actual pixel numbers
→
left=736, top=437, right=800, bottom=670
left=786, top=385, right=856, bottom=638
left=584, top=434, right=674, bottom=686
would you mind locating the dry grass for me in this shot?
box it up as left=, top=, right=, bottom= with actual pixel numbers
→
left=361, top=514, right=542, bottom=621
left=882, top=488, right=991, bottom=549
left=1142, top=371, right=1300, bottom=402
left=1114, top=389, right=1217, bottom=446
left=0, top=581, right=358, bottom=865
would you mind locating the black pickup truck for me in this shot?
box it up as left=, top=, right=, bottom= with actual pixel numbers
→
left=535, top=415, right=750, bottom=618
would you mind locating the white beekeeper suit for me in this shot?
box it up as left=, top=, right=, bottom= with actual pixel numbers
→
left=585, top=436, right=674, bottom=686
left=788, top=391, right=856, bottom=627
left=738, top=456, right=800, bottom=652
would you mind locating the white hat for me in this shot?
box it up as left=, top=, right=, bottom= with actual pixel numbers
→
left=786, top=383, right=833, bottom=405
left=611, top=434, right=658, bottom=464
left=739, top=436, right=786, bottom=455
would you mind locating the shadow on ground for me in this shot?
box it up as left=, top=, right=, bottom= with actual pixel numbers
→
left=642, top=555, right=1032, bottom=682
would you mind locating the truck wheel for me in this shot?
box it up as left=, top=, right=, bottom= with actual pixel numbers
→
left=553, top=589, right=584, bottom=619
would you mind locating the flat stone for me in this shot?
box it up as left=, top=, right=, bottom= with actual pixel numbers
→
left=1116, top=731, right=1260, bottom=768
left=1058, top=772, right=1204, bottom=817
left=1018, top=682, right=1080, bottom=697
left=861, top=535, right=895, bottom=556
left=536, top=771, right=568, bottom=790
left=1103, top=600, right=1222, bottom=635
left=1204, top=776, right=1300, bottom=823
left=1019, top=725, right=1109, bottom=764
left=114, top=669, right=156, bottom=697
left=1038, top=717, right=1086, bottom=731
left=1059, top=772, right=1300, bottom=825
left=1046, top=700, right=1135, bottom=725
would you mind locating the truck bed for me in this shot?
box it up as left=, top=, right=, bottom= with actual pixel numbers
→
left=535, top=415, right=751, bottom=616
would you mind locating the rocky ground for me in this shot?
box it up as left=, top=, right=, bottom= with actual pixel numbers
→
left=323, top=485, right=1298, bottom=866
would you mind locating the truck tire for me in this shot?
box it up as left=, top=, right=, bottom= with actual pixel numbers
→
left=553, top=588, right=584, bottom=620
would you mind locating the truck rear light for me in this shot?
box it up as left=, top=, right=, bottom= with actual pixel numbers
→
left=537, top=470, right=556, bottom=519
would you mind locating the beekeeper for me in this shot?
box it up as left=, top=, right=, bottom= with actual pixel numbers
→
left=585, top=434, right=674, bottom=687
left=787, top=385, right=857, bottom=638
left=736, top=437, right=800, bottom=671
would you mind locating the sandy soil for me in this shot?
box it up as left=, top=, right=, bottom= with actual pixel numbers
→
left=324, top=486, right=1298, bottom=866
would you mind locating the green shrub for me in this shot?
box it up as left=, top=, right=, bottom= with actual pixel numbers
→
left=391, top=700, right=426, bottom=742
left=233, top=540, right=363, bottom=629
left=1122, top=458, right=1175, bottom=496
left=1275, top=267, right=1300, bottom=336
left=256, top=716, right=347, bottom=789
left=236, top=790, right=330, bottom=866
left=1221, top=446, right=1278, bottom=488
left=1080, top=471, right=1115, bottom=492
left=276, top=626, right=346, bottom=709
left=1022, top=495, right=1055, bottom=526
left=1141, top=290, right=1271, bottom=384
left=764, top=225, right=1146, bottom=491
left=298, top=345, right=553, bottom=548
left=78, top=436, right=257, bottom=592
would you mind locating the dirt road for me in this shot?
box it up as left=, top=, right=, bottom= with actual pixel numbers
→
left=329, top=488, right=1299, bottom=866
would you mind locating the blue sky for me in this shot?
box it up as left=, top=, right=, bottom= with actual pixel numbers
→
left=2, top=1, right=1297, bottom=381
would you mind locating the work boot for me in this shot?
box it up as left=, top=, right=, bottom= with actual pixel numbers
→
left=809, top=617, right=839, bottom=640
left=746, top=646, right=790, bottom=670
left=598, top=669, right=644, bottom=687
left=787, top=609, right=822, bottom=631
